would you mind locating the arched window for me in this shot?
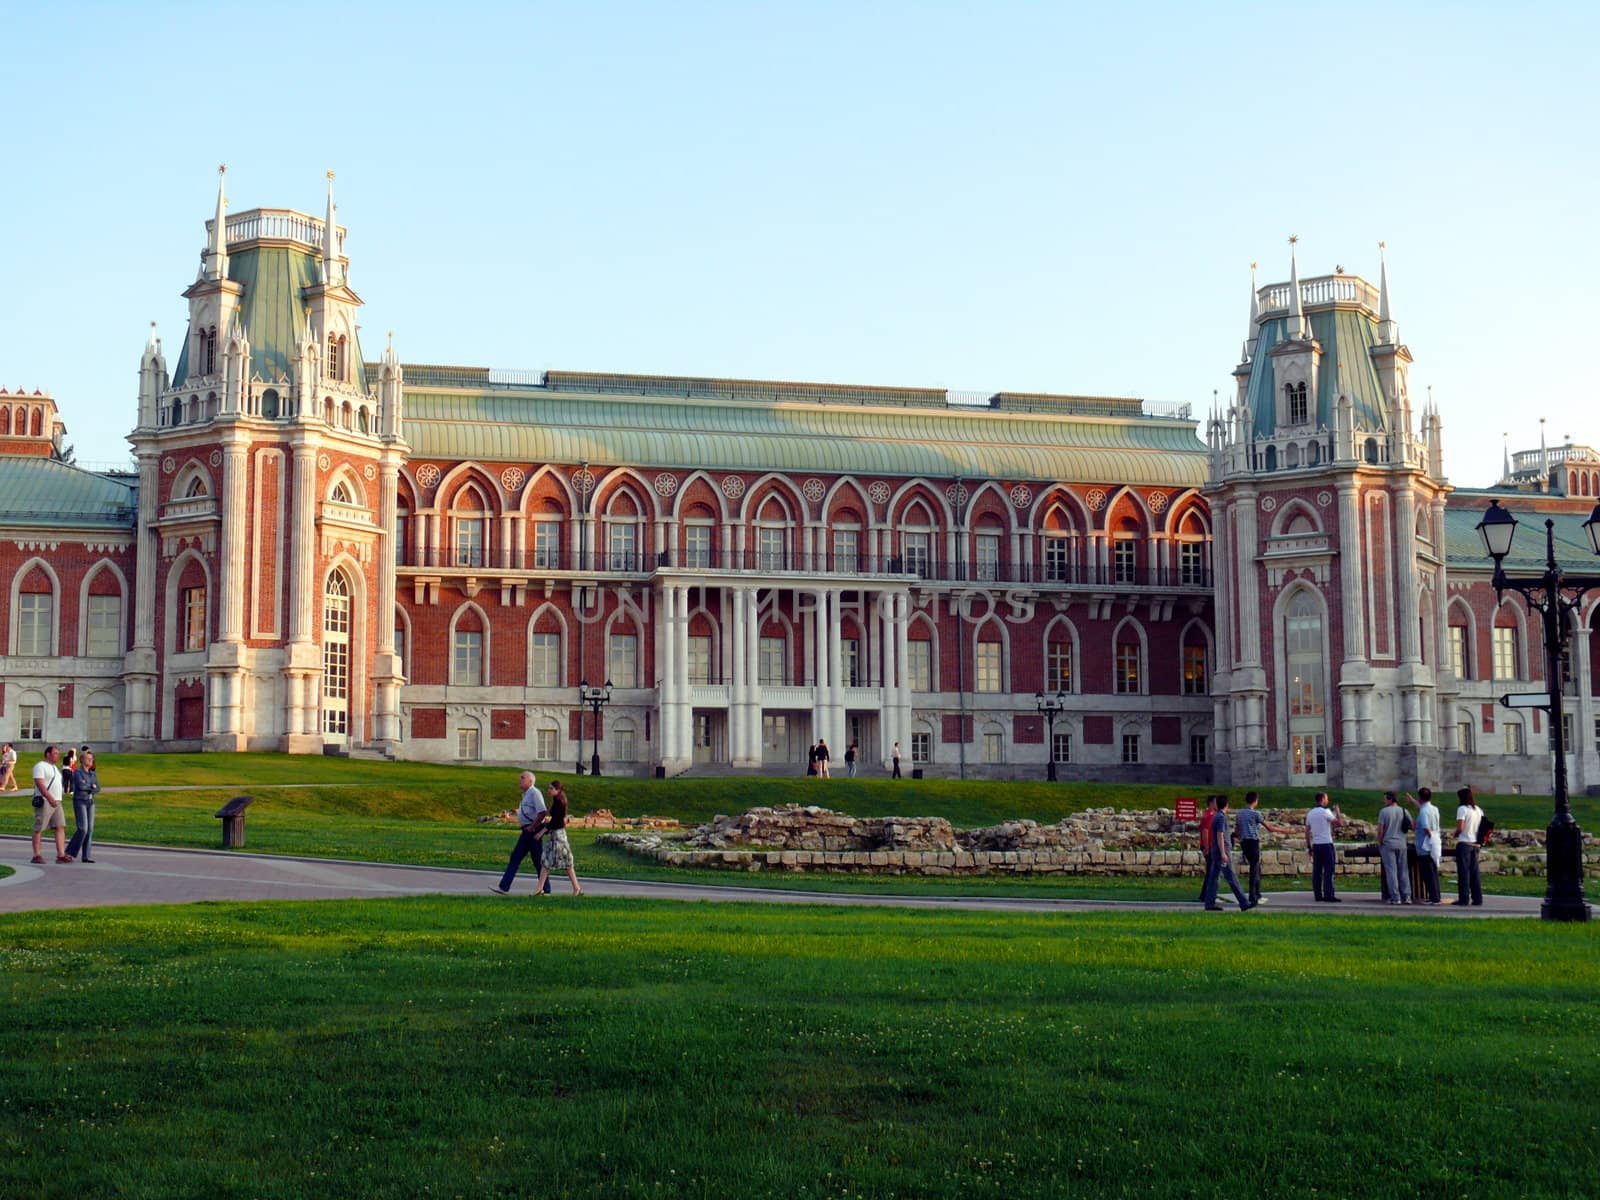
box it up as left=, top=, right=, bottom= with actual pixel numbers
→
left=1044, top=620, right=1075, bottom=693
left=1285, top=592, right=1327, bottom=779
left=1363, top=437, right=1380, bottom=464
left=322, top=571, right=352, bottom=737
left=1492, top=606, right=1520, bottom=681
left=331, top=480, right=355, bottom=505
left=1113, top=620, right=1144, bottom=695
left=1112, top=516, right=1141, bottom=585
left=328, top=334, right=347, bottom=383
left=185, top=475, right=209, bottom=499
left=454, top=484, right=490, bottom=568
left=604, top=488, right=644, bottom=572
left=1264, top=445, right=1278, bottom=472
left=169, top=396, right=183, bottom=427
left=261, top=388, right=280, bottom=419
left=14, top=574, right=54, bottom=656
left=200, top=327, right=218, bottom=376
left=451, top=605, right=487, bottom=686
left=974, top=627, right=1004, bottom=693
left=357, top=405, right=370, bottom=434
left=1181, top=623, right=1210, bottom=695
left=754, top=494, right=791, bottom=572
left=1286, top=381, right=1308, bottom=425
left=1040, top=503, right=1078, bottom=582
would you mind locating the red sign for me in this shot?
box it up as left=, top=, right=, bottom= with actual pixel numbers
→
left=1174, top=797, right=1198, bottom=822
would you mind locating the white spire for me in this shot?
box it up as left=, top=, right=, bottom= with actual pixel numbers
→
left=145, top=320, right=160, bottom=356
left=1287, top=235, right=1307, bottom=339
left=1377, top=240, right=1398, bottom=344
left=204, top=164, right=229, bottom=281
left=1502, top=432, right=1511, bottom=481
left=1241, top=260, right=1260, bottom=362
left=322, top=170, right=340, bottom=285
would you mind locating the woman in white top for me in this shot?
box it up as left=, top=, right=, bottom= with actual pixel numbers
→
left=1454, top=785, right=1484, bottom=906
left=0, top=742, right=17, bottom=791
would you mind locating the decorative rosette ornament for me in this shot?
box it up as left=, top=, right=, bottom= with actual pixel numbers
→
left=572, top=467, right=595, bottom=497
left=654, top=472, right=679, bottom=498
left=1086, top=488, right=1107, bottom=512
left=416, top=463, right=441, bottom=488
left=721, top=475, right=746, bottom=500
left=1148, top=491, right=1168, bottom=513
left=802, top=478, right=826, bottom=504
left=501, top=467, right=526, bottom=492
left=867, top=480, right=891, bottom=506
left=1009, top=484, right=1033, bottom=509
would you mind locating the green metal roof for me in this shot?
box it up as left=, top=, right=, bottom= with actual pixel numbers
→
left=1443, top=493, right=1600, bottom=573
left=1246, top=307, right=1388, bottom=439
left=173, top=245, right=368, bottom=393
left=401, top=385, right=1209, bottom=486
left=0, top=458, right=136, bottom=528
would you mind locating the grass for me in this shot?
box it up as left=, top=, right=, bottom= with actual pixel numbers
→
left=0, top=898, right=1596, bottom=1199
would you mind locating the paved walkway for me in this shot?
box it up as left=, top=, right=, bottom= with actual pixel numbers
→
left=0, top=837, right=1546, bottom=917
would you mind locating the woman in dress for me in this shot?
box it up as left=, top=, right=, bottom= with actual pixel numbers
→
left=0, top=742, right=17, bottom=791
left=535, top=779, right=584, bottom=896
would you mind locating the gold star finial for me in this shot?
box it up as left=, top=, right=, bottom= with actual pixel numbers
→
left=218, top=163, right=226, bottom=176
left=327, top=170, right=335, bottom=181
left=1249, top=260, right=1257, bottom=271
left=1378, top=240, right=1386, bottom=251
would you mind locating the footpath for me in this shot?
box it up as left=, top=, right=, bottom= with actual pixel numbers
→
left=0, top=837, right=1544, bottom=917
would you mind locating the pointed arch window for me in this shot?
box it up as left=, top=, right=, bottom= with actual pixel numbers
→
left=322, top=571, right=352, bottom=736
left=1285, top=592, right=1327, bottom=779
left=328, top=334, right=347, bottom=383
left=331, top=480, right=355, bottom=505
left=185, top=475, right=210, bottom=499
left=200, top=327, right=218, bottom=377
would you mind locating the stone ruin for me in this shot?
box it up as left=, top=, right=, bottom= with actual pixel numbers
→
left=599, top=804, right=1590, bottom=880
left=479, top=807, right=680, bottom=831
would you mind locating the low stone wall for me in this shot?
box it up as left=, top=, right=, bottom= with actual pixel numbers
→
left=600, top=805, right=1598, bottom=879
left=479, top=808, right=680, bottom=831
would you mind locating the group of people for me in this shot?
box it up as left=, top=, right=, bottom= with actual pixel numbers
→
left=1200, top=785, right=1490, bottom=910
left=806, top=740, right=880, bottom=778
left=491, top=771, right=584, bottom=897
left=19, top=743, right=101, bottom=866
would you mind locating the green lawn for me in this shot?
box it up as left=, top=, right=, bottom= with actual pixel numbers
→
left=0, top=898, right=1595, bottom=1199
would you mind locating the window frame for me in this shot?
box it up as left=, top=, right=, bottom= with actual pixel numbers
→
left=453, top=628, right=484, bottom=686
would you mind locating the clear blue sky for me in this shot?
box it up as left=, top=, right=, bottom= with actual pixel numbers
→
left=2, top=1, right=1594, bottom=486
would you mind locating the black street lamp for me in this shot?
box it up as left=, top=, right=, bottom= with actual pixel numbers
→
left=1476, top=497, right=1600, bottom=922
left=577, top=678, right=613, bottom=778
left=1035, top=689, right=1067, bottom=782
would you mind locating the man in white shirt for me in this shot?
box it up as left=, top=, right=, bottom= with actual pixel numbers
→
left=1304, top=792, right=1343, bottom=903
left=30, top=744, right=68, bottom=865
left=1454, top=785, right=1484, bottom=906
left=1407, top=788, right=1443, bottom=904
left=492, top=770, right=552, bottom=895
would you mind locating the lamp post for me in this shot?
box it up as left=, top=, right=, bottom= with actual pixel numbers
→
left=1475, top=497, right=1600, bottom=922
left=1035, top=690, right=1067, bottom=782
left=577, top=678, right=613, bottom=778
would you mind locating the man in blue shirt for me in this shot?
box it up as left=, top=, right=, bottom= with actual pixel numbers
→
left=1233, top=791, right=1293, bottom=906
left=1201, top=795, right=1255, bottom=912
left=492, top=770, right=553, bottom=895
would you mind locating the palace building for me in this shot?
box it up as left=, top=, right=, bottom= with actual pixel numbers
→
left=2, top=175, right=1597, bottom=792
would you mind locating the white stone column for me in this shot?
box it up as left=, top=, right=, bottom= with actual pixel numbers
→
left=219, top=443, right=248, bottom=642
left=283, top=442, right=321, bottom=747
left=1571, top=623, right=1594, bottom=795
left=1395, top=482, right=1422, bottom=668
left=674, top=584, right=692, bottom=766
left=826, top=587, right=844, bottom=748
left=658, top=585, right=677, bottom=763
left=745, top=588, right=763, bottom=763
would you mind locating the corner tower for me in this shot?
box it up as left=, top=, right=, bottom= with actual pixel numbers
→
left=1205, top=242, right=1451, bottom=789
left=126, top=170, right=407, bottom=754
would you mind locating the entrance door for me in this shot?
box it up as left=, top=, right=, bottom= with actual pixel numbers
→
left=176, top=696, right=203, bottom=740
left=1284, top=592, right=1328, bottom=783
left=322, top=571, right=351, bottom=744
left=693, top=713, right=716, bottom=764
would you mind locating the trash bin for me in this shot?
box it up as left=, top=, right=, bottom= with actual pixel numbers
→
left=911, top=768, right=924, bottom=780
left=214, top=795, right=255, bottom=848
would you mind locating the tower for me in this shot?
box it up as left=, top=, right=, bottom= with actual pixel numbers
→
left=1205, top=242, right=1450, bottom=788
left=126, top=170, right=408, bottom=753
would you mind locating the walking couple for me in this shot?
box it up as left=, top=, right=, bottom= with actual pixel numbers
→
left=492, top=771, right=583, bottom=896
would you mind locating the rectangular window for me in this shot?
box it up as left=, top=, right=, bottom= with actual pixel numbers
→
left=608, top=634, right=638, bottom=689
left=832, top=528, right=859, bottom=573
left=684, top=523, right=712, bottom=569
left=608, top=523, right=637, bottom=572
left=1043, top=536, right=1071, bottom=582
left=1288, top=661, right=1324, bottom=716
left=395, top=514, right=408, bottom=566
left=974, top=641, right=1002, bottom=693
left=456, top=726, right=480, bottom=760
left=1115, top=643, right=1141, bottom=694
left=983, top=731, right=1004, bottom=764
left=86, top=595, right=121, bottom=657
left=911, top=731, right=931, bottom=763
left=1505, top=723, right=1524, bottom=754
left=687, top=635, right=712, bottom=685
left=530, top=632, right=561, bottom=686
left=453, top=630, right=483, bottom=686
left=1046, top=641, right=1073, bottom=693
left=907, top=640, right=932, bottom=692
left=456, top=518, right=485, bottom=568
left=758, top=527, right=786, bottom=572
left=182, top=587, right=206, bottom=652
left=1183, top=644, right=1208, bottom=695
left=975, top=533, right=1000, bottom=582
left=1594, top=716, right=1600, bottom=756
left=88, top=705, right=114, bottom=743
left=1121, top=733, right=1141, bottom=764
left=1189, top=734, right=1209, bottom=765
left=1562, top=713, right=1575, bottom=752
left=1052, top=731, right=1072, bottom=764
left=902, top=532, right=930, bottom=579
left=615, top=726, right=637, bottom=762
left=17, top=593, right=52, bottom=656
left=1458, top=721, right=1474, bottom=754
left=841, top=637, right=860, bottom=687
left=1448, top=625, right=1469, bottom=679
left=532, top=521, right=561, bottom=570
left=536, top=728, right=559, bottom=761
left=1492, top=626, right=1517, bottom=680
left=1179, top=541, right=1205, bottom=586
left=20, top=705, right=44, bottom=740
left=1113, top=539, right=1138, bottom=585
left=758, top=636, right=785, bottom=686
left=1290, top=733, right=1327, bottom=776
